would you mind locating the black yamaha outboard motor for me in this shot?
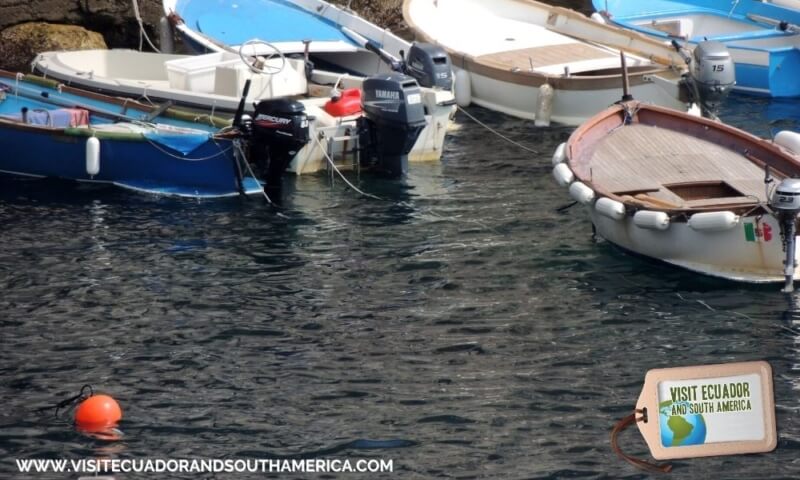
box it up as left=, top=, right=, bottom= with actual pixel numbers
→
left=676, top=40, right=735, bottom=119
left=403, top=42, right=453, bottom=90
left=364, top=40, right=453, bottom=91
left=359, top=73, right=427, bottom=177
left=248, top=98, right=310, bottom=186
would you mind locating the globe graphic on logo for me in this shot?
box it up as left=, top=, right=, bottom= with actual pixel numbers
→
left=659, top=401, right=707, bottom=447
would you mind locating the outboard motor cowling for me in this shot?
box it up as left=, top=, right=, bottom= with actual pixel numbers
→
left=687, top=41, right=735, bottom=116
left=359, top=73, right=427, bottom=177
left=770, top=178, right=800, bottom=292
left=250, top=99, right=310, bottom=186
left=404, top=42, right=453, bottom=90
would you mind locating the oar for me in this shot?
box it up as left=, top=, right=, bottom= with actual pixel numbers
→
left=1, top=81, right=158, bottom=123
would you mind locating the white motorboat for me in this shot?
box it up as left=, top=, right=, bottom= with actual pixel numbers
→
left=33, top=48, right=451, bottom=177
left=402, top=0, right=712, bottom=125
left=161, top=0, right=456, bottom=163
left=553, top=99, right=800, bottom=289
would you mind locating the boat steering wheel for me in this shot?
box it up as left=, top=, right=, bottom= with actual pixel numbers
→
left=238, top=39, right=286, bottom=75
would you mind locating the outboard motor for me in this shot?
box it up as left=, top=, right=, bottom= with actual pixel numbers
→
left=404, top=42, right=453, bottom=90
left=682, top=40, right=735, bottom=118
left=770, top=178, right=800, bottom=292
left=359, top=73, right=427, bottom=177
left=249, top=98, right=310, bottom=186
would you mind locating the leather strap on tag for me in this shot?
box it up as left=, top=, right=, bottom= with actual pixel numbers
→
left=611, top=409, right=673, bottom=474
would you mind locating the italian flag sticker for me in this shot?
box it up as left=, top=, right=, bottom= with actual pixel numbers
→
left=744, top=222, right=772, bottom=242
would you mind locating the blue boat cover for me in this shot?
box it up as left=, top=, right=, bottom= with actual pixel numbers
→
left=143, top=129, right=213, bottom=155
left=175, top=0, right=358, bottom=46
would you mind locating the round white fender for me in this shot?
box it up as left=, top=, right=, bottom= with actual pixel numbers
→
left=688, top=211, right=740, bottom=231
left=569, top=181, right=595, bottom=205
left=590, top=12, right=606, bottom=24
left=569, top=182, right=594, bottom=205
left=775, top=130, right=800, bottom=155
left=86, top=137, right=100, bottom=177
left=595, top=197, right=626, bottom=220
left=535, top=84, right=554, bottom=127
left=454, top=69, right=471, bottom=108
left=553, top=163, right=574, bottom=187
left=552, top=142, right=567, bottom=166
left=633, top=210, right=670, bottom=230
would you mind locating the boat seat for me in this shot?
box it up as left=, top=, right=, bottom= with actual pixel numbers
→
left=214, top=58, right=308, bottom=100
left=1, top=108, right=90, bottom=128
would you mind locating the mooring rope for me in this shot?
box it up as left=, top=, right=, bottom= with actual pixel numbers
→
left=456, top=106, right=539, bottom=155
left=311, top=134, right=383, bottom=200
left=132, top=0, right=162, bottom=53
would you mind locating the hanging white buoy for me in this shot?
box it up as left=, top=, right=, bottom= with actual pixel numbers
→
left=86, top=137, right=100, bottom=177
left=454, top=69, right=472, bottom=107
left=595, top=197, right=626, bottom=220
left=775, top=130, right=800, bottom=155
left=551, top=142, right=567, bottom=166
left=552, top=163, right=574, bottom=187
left=688, top=211, right=740, bottom=231
left=569, top=181, right=595, bottom=205
left=633, top=210, right=670, bottom=230
left=159, top=17, right=175, bottom=55
left=535, top=83, right=554, bottom=127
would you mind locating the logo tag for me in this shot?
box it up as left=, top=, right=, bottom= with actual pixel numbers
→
left=636, top=361, right=776, bottom=459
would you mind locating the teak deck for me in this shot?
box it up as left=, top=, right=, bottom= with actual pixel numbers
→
left=477, top=43, right=612, bottom=70
left=587, top=123, right=773, bottom=209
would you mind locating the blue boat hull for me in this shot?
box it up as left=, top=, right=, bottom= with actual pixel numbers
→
left=594, top=0, right=800, bottom=97
left=0, top=74, right=264, bottom=198
left=0, top=125, right=257, bottom=198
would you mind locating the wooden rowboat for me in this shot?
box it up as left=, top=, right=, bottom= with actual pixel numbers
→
left=553, top=100, right=800, bottom=288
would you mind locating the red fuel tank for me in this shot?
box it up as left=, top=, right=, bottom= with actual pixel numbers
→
left=324, top=88, right=362, bottom=117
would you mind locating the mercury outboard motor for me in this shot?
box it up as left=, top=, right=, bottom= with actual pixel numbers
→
left=770, top=177, right=800, bottom=292
left=677, top=40, right=735, bottom=118
left=249, top=98, right=310, bottom=186
left=359, top=73, right=427, bottom=177
left=404, top=42, right=453, bottom=90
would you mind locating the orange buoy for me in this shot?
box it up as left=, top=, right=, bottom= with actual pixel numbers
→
left=75, top=394, right=122, bottom=431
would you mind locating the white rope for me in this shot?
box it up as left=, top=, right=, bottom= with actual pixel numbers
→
left=234, top=139, right=273, bottom=204
left=132, top=0, right=161, bottom=53
left=456, top=106, right=539, bottom=154
left=139, top=133, right=234, bottom=161
left=312, top=133, right=382, bottom=200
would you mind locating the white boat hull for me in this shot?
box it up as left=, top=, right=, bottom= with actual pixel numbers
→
left=33, top=50, right=454, bottom=175
left=460, top=66, right=685, bottom=124
left=590, top=207, right=796, bottom=283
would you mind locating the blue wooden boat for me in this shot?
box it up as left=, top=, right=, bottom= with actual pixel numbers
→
left=594, top=0, right=800, bottom=97
left=0, top=71, right=269, bottom=198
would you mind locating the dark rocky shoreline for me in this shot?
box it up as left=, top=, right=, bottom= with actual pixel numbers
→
left=0, top=0, right=592, bottom=71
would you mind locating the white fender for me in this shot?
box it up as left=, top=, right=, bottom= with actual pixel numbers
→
left=553, top=163, right=574, bottom=187
left=86, top=137, right=100, bottom=177
left=454, top=69, right=471, bottom=108
left=688, top=211, right=740, bottom=231
left=569, top=181, right=595, bottom=205
left=775, top=130, right=800, bottom=155
left=633, top=210, right=670, bottom=230
left=552, top=142, right=567, bottom=166
left=534, top=83, right=554, bottom=127
left=595, top=197, right=626, bottom=220
left=590, top=12, right=606, bottom=24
